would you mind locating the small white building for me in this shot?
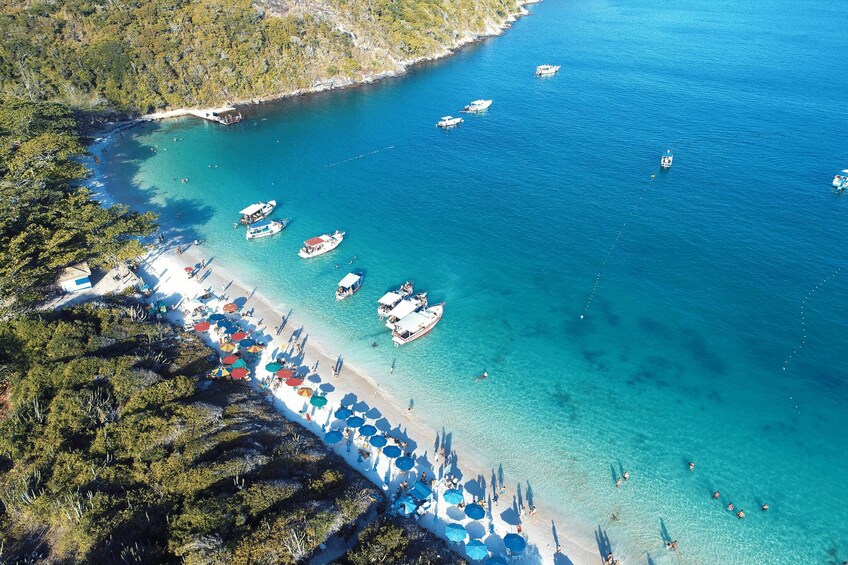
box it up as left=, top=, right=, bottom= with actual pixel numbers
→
left=58, top=262, right=93, bottom=292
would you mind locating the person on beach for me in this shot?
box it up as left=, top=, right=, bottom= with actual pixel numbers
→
left=177, top=246, right=183, bottom=255
left=713, top=491, right=720, bottom=499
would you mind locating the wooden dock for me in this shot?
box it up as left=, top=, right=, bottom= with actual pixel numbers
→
left=187, top=106, right=243, bottom=125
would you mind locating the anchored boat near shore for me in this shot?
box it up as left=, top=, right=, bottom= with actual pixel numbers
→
left=463, top=100, right=493, bottom=113
left=239, top=200, right=276, bottom=225
left=437, top=116, right=463, bottom=128
left=336, top=273, right=363, bottom=300
left=377, top=282, right=414, bottom=318
left=384, top=293, right=428, bottom=330
left=392, top=304, right=444, bottom=345
left=535, top=64, right=560, bottom=77
left=299, top=231, right=345, bottom=258
left=246, top=218, right=289, bottom=240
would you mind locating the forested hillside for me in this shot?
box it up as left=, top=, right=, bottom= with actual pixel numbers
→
left=0, top=0, right=523, bottom=113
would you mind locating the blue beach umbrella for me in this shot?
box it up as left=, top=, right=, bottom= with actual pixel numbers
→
left=486, top=557, right=508, bottom=565
left=208, top=314, right=225, bottom=322
left=395, top=456, right=414, bottom=471
left=464, top=503, right=485, bottom=520
left=445, top=523, right=467, bottom=543
left=383, top=445, right=402, bottom=458
left=231, top=358, right=248, bottom=369
left=346, top=416, right=365, bottom=428
left=369, top=435, right=388, bottom=448
left=325, top=430, right=343, bottom=444
left=443, top=489, right=464, bottom=505
left=224, top=326, right=239, bottom=335
left=334, top=407, right=352, bottom=420
left=238, top=338, right=254, bottom=347
left=465, top=539, right=488, bottom=561
left=503, top=533, right=526, bottom=553
left=358, top=424, right=377, bottom=436
left=265, top=362, right=283, bottom=372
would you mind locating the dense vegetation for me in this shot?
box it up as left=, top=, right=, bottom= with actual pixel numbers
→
left=0, top=100, right=156, bottom=312
left=0, top=0, right=521, bottom=113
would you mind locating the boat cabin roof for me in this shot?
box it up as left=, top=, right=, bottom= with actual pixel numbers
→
left=240, top=202, right=265, bottom=215
left=395, top=311, right=429, bottom=333
left=378, top=291, right=403, bottom=305
left=304, top=236, right=326, bottom=246
left=388, top=299, right=418, bottom=319
left=249, top=219, right=272, bottom=229
left=441, top=116, right=453, bottom=120
left=338, top=273, right=361, bottom=287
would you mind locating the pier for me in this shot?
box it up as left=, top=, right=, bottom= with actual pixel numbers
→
left=187, top=106, right=243, bottom=125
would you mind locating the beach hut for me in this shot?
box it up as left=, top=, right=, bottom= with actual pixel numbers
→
left=58, top=262, right=92, bottom=292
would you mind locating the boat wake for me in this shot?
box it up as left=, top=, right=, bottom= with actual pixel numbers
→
left=325, top=145, right=395, bottom=168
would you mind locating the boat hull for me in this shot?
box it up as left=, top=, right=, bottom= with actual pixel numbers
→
left=298, top=233, right=344, bottom=258
left=392, top=304, right=444, bottom=345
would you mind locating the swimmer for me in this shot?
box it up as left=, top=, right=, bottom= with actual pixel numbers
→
left=475, top=371, right=489, bottom=382
left=615, top=477, right=622, bottom=488
left=713, top=491, right=720, bottom=499
left=623, top=471, right=630, bottom=481
left=727, top=503, right=734, bottom=511
left=761, top=503, right=769, bottom=511
left=736, top=510, right=745, bottom=519
left=688, top=462, right=695, bottom=471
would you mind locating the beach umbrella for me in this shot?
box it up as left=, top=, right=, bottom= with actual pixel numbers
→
left=358, top=424, right=377, bottom=436
left=216, top=319, right=233, bottom=328
left=285, top=377, right=304, bottom=387
left=231, top=331, right=248, bottom=341
left=443, top=489, right=464, bottom=506
left=265, top=362, right=283, bottom=372
left=220, top=341, right=237, bottom=352
left=223, top=302, right=239, bottom=313
left=325, top=430, right=343, bottom=444
left=184, top=266, right=194, bottom=273
left=503, top=533, right=526, bottom=554
left=445, top=523, right=467, bottom=543
left=395, top=456, right=414, bottom=471
left=193, top=321, right=210, bottom=331
left=276, top=369, right=295, bottom=379
left=334, top=407, right=352, bottom=420
left=231, top=367, right=249, bottom=379
left=224, top=326, right=239, bottom=335
left=383, top=445, right=402, bottom=458
left=346, top=416, right=364, bottom=428
left=464, top=503, right=485, bottom=520
left=486, top=557, right=508, bottom=565
left=310, top=395, right=328, bottom=408
left=231, top=358, right=248, bottom=369
left=210, top=366, right=230, bottom=378
left=221, top=355, right=238, bottom=365
left=465, top=540, right=488, bottom=561
left=246, top=344, right=265, bottom=353
left=208, top=314, right=225, bottom=322
left=369, top=435, right=387, bottom=448
left=297, top=387, right=314, bottom=398
left=238, top=338, right=254, bottom=347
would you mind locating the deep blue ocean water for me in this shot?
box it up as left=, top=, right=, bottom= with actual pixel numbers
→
left=97, top=0, right=848, bottom=562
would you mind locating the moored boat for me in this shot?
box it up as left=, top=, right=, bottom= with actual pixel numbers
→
left=392, top=304, right=444, bottom=345
left=535, top=64, right=560, bottom=77
left=660, top=149, right=673, bottom=169
left=298, top=231, right=345, bottom=258
left=437, top=116, right=463, bottom=128
left=384, top=292, right=427, bottom=330
left=463, top=100, right=493, bottom=113
left=246, top=218, right=289, bottom=240
left=377, top=281, right=414, bottom=318
left=833, top=170, right=848, bottom=190
left=239, top=200, right=277, bottom=225
left=336, top=273, right=363, bottom=300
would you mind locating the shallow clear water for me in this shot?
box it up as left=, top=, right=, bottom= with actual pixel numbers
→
left=98, top=0, right=848, bottom=562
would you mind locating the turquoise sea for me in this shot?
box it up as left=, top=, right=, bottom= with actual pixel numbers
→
left=98, top=0, right=848, bottom=562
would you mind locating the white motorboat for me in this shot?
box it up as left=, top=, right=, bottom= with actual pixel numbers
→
left=384, top=292, right=427, bottom=330
left=437, top=116, right=463, bottom=128
left=833, top=170, right=848, bottom=190
left=298, top=230, right=345, bottom=258
left=376, top=281, right=414, bottom=318
left=660, top=149, right=674, bottom=169
left=239, top=200, right=277, bottom=225
left=535, top=64, right=560, bottom=77
left=336, top=273, right=363, bottom=300
left=392, top=303, right=444, bottom=345
left=463, top=100, right=493, bottom=113
left=246, top=218, right=289, bottom=240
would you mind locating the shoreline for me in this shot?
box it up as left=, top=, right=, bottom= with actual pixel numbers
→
left=101, top=1, right=537, bottom=128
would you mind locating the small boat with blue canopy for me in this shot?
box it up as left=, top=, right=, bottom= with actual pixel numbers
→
left=246, top=218, right=289, bottom=240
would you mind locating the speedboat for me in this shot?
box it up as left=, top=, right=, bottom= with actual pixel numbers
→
left=660, top=149, right=673, bottom=169
left=246, top=218, right=289, bottom=240
left=377, top=281, right=414, bottom=318
left=385, top=292, right=427, bottom=330
left=437, top=116, right=463, bottom=128
left=392, top=304, right=444, bottom=345
left=298, top=230, right=345, bottom=258
left=336, top=273, right=363, bottom=300
left=239, top=200, right=277, bottom=225
left=833, top=170, right=848, bottom=190
left=463, top=100, right=493, bottom=113
left=535, top=65, right=560, bottom=77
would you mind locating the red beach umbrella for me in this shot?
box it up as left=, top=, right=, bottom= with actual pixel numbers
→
left=184, top=267, right=193, bottom=273
left=231, top=331, right=248, bottom=342
left=221, top=355, right=238, bottom=365
left=275, top=369, right=295, bottom=379
left=222, top=303, right=239, bottom=313
left=231, top=367, right=249, bottom=379
left=285, top=377, right=304, bottom=387
left=193, top=321, right=210, bottom=331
